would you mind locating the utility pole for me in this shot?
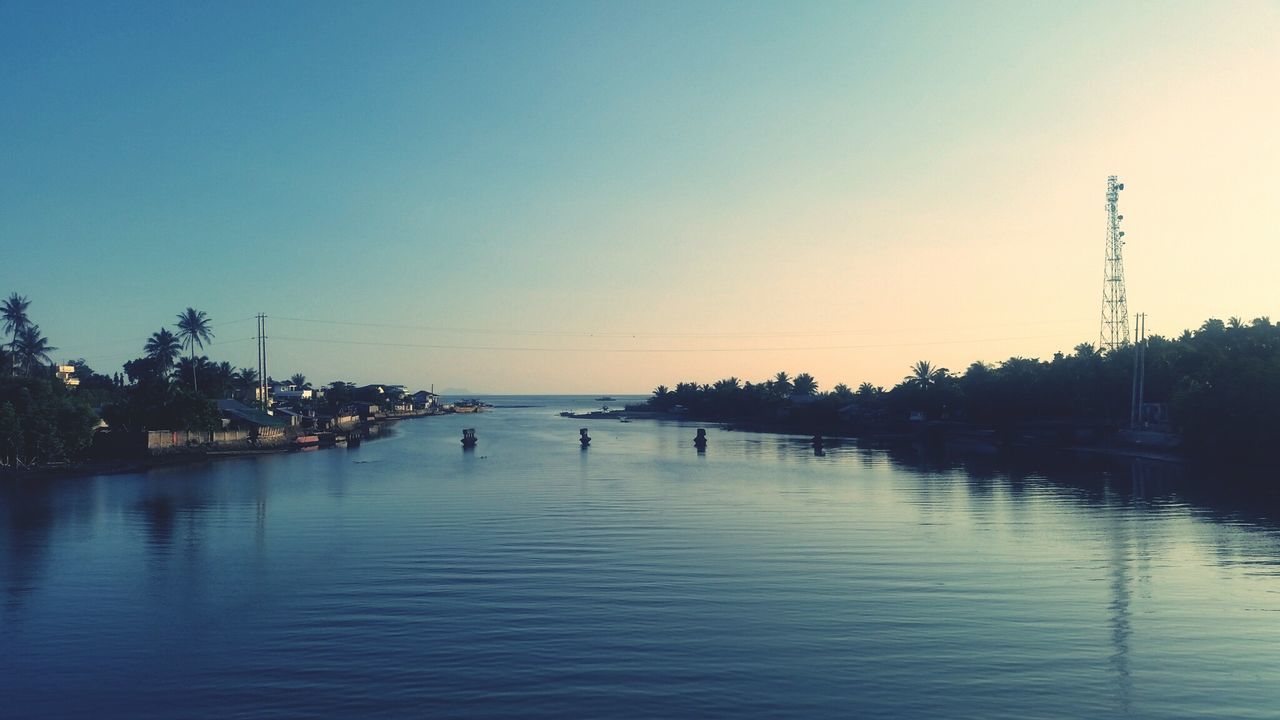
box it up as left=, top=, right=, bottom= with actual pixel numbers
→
left=256, top=313, right=269, bottom=412
left=1101, top=176, right=1130, bottom=351
left=1129, top=313, right=1146, bottom=428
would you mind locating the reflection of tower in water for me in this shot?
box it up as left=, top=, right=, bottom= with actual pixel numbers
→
left=1106, top=501, right=1133, bottom=715
left=1104, top=459, right=1159, bottom=715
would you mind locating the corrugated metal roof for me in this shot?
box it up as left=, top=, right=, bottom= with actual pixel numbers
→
left=216, top=399, right=288, bottom=428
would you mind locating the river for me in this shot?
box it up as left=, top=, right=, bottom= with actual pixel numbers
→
left=3, top=395, right=1278, bottom=718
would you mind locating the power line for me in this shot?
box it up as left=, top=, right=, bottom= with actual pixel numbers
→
left=58, top=316, right=259, bottom=354
left=268, top=314, right=1086, bottom=340
left=84, top=336, right=258, bottom=363
left=270, top=332, right=1076, bottom=354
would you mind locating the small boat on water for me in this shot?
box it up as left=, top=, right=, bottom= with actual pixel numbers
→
left=594, top=396, right=617, bottom=402
left=451, top=399, right=488, bottom=414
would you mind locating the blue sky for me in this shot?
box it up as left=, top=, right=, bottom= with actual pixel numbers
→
left=3, top=1, right=1278, bottom=392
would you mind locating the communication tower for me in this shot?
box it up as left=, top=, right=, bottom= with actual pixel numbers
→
left=1100, top=176, right=1129, bottom=350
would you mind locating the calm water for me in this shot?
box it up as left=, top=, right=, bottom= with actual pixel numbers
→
left=3, top=396, right=1279, bottom=719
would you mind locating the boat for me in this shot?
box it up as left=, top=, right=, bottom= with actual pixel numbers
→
left=451, top=399, right=488, bottom=414
left=594, top=396, right=617, bottom=402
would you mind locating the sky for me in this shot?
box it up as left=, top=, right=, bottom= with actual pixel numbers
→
left=2, top=1, right=1278, bottom=394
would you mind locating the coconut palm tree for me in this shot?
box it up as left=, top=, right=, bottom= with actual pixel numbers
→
left=289, top=373, right=307, bottom=388
left=144, top=328, right=182, bottom=377
left=13, top=324, right=55, bottom=376
left=235, top=366, right=258, bottom=387
left=2, top=293, right=32, bottom=373
left=2, top=293, right=31, bottom=338
left=713, top=377, right=741, bottom=392
left=856, top=382, right=880, bottom=397
left=772, top=371, right=792, bottom=396
left=233, top=367, right=259, bottom=401
left=176, top=308, right=214, bottom=392
left=176, top=356, right=214, bottom=392
left=905, top=360, right=948, bottom=390
left=792, top=373, right=818, bottom=396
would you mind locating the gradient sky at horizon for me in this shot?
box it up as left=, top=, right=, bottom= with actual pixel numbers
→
left=3, top=1, right=1278, bottom=393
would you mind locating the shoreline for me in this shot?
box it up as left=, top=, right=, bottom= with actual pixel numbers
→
left=1, top=415, right=422, bottom=482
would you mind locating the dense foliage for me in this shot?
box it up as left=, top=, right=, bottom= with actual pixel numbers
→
left=0, top=375, right=98, bottom=466
left=645, top=317, right=1280, bottom=461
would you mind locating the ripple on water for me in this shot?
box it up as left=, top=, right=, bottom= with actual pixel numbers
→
left=3, top=405, right=1280, bottom=719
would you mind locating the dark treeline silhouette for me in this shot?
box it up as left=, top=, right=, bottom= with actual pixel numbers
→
left=641, top=316, right=1280, bottom=464
left=1, top=294, right=97, bottom=465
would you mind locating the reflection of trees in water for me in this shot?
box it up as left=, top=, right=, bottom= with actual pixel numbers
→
left=138, top=495, right=178, bottom=550
left=880, top=443, right=1280, bottom=532
left=0, top=486, right=55, bottom=611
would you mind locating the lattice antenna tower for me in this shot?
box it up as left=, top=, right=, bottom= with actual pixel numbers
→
left=1100, top=175, right=1129, bottom=350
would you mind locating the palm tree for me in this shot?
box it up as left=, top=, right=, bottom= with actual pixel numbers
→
left=772, top=371, right=792, bottom=396
left=792, top=373, right=818, bottom=396
left=289, top=373, right=307, bottom=388
left=213, top=361, right=236, bottom=398
left=144, top=328, right=181, bottom=377
left=235, top=366, right=258, bottom=387
left=176, top=356, right=213, bottom=392
left=176, top=308, right=214, bottom=392
left=713, top=377, right=741, bottom=392
left=13, top=324, right=55, bottom=376
left=905, top=360, right=948, bottom=390
left=2, top=293, right=31, bottom=341
left=856, top=382, right=880, bottom=397
left=2, top=293, right=32, bottom=374
left=233, top=367, right=259, bottom=401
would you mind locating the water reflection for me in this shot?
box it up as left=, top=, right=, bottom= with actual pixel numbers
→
left=1107, top=503, right=1134, bottom=714
left=1, top=483, right=54, bottom=611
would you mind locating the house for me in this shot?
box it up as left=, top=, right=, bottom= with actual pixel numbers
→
left=342, top=401, right=380, bottom=420
left=273, top=388, right=313, bottom=402
left=55, top=364, right=80, bottom=388
left=216, top=399, right=288, bottom=433
left=353, top=384, right=386, bottom=401
left=272, top=407, right=306, bottom=428
left=410, top=390, right=440, bottom=410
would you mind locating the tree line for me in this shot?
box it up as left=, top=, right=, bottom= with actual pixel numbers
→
left=643, top=316, right=1280, bottom=463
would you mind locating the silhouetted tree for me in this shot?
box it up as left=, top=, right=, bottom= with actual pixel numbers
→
left=144, top=328, right=181, bottom=378
left=12, top=325, right=55, bottom=377
left=792, top=373, right=818, bottom=396
left=176, top=308, right=214, bottom=392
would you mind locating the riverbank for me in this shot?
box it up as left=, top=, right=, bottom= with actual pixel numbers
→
left=1, top=414, right=430, bottom=482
